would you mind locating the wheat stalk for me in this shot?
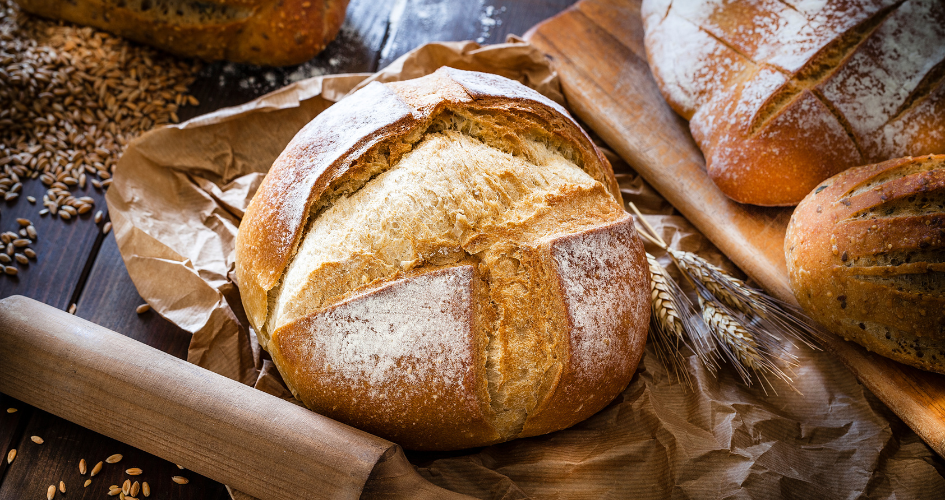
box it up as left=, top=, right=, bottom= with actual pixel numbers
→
left=628, top=202, right=819, bottom=392
left=648, top=254, right=685, bottom=339
left=699, top=296, right=760, bottom=372
left=671, top=250, right=760, bottom=317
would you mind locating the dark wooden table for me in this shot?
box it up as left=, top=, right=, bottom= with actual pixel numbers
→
left=0, top=1, right=576, bottom=498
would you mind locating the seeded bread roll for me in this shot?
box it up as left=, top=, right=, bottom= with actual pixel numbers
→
left=15, top=0, right=348, bottom=66
left=235, top=68, right=650, bottom=450
left=785, top=155, right=945, bottom=372
left=642, top=0, right=945, bottom=206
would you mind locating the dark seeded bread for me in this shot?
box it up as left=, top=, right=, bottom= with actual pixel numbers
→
left=786, top=155, right=945, bottom=372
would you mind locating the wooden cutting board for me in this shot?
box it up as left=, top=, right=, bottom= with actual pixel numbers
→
left=525, top=0, right=945, bottom=458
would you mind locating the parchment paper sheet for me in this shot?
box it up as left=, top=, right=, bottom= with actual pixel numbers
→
left=106, top=39, right=945, bottom=499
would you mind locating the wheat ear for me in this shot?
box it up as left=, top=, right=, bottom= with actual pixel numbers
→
left=648, top=254, right=685, bottom=340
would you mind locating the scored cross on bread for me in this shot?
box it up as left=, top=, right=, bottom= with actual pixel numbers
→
left=642, top=0, right=945, bottom=206
left=236, top=68, right=650, bottom=450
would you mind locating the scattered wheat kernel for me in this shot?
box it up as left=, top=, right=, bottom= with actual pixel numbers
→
left=131, top=481, right=140, bottom=496
left=108, top=488, right=121, bottom=497
left=79, top=458, right=87, bottom=475
left=126, top=468, right=142, bottom=475
left=91, top=461, right=103, bottom=476
left=94, top=210, right=103, bottom=223
left=5, top=407, right=15, bottom=413
left=123, top=479, right=131, bottom=494
left=5, top=449, right=14, bottom=464
left=84, top=479, right=91, bottom=488
left=68, top=303, right=76, bottom=314
left=171, top=476, right=189, bottom=485
left=31, top=435, right=44, bottom=444
left=59, top=481, right=65, bottom=493
left=142, top=482, right=150, bottom=497
left=27, top=196, right=36, bottom=203
left=103, top=222, right=112, bottom=234
left=46, top=484, right=55, bottom=500
left=135, top=303, right=150, bottom=314
left=106, top=453, right=123, bottom=464
left=119, top=492, right=126, bottom=500
left=176, top=464, right=184, bottom=469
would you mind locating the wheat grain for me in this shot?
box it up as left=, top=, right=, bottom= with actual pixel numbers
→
left=142, top=482, right=150, bottom=497
left=91, top=461, right=103, bottom=476
left=106, top=453, right=123, bottom=464
left=131, top=481, right=140, bottom=496
left=30, top=435, right=43, bottom=444
left=699, top=296, right=762, bottom=376
left=648, top=254, right=685, bottom=339
left=59, top=481, right=65, bottom=493
left=671, top=250, right=759, bottom=316
left=5, top=449, right=13, bottom=464
left=46, top=484, right=55, bottom=500
left=126, top=468, right=142, bottom=476
left=123, top=479, right=131, bottom=494
left=79, top=458, right=87, bottom=475
left=171, top=476, right=189, bottom=485
left=84, top=479, right=91, bottom=487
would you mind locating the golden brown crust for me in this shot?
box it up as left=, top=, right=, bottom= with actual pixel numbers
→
left=236, top=68, right=643, bottom=450
left=15, top=0, right=348, bottom=66
left=786, top=155, right=945, bottom=372
left=236, top=67, right=622, bottom=341
left=642, top=0, right=945, bottom=206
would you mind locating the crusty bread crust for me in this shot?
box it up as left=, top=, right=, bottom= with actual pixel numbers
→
left=236, top=68, right=646, bottom=450
left=642, top=0, right=945, bottom=206
left=15, top=0, right=348, bottom=66
left=786, top=155, right=945, bottom=372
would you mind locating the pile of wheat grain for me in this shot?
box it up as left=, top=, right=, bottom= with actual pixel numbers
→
left=0, top=0, right=202, bottom=278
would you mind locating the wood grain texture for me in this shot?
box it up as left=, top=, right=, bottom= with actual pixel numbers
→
left=77, top=232, right=193, bottom=359
left=0, top=177, right=105, bottom=310
left=0, top=408, right=230, bottom=500
left=0, top=296, right=397, bottom=500
left=526, top=0, right=945, bottom=459
left=376, top=0, right=579, bottom=69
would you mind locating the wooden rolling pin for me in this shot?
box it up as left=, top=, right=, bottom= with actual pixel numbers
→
left=0, top=295, right=469, bottom=500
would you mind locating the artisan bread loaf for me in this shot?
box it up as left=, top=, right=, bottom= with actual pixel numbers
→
left=235, top=67, right=650, bottom=450
left=785, top=155, right=945, bottom=372
left=642, top=0, right=945, bottom=206
left=15, top=0, right=348, bottom=66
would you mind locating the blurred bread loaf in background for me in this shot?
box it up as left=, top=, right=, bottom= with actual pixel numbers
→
left=15, top=0, right=349, bottom=66
left=786, top=155, right=945, bottom=372
left=642, top=0, right=945, bottom=206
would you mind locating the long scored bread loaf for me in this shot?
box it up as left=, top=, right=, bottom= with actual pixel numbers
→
left=15, top=0, right=348, bottom=66
left=785, top=155, right=945, bottom=372
left=642, top=0, right=945, bottom=206
left=236, top=68, right=650, bottom=450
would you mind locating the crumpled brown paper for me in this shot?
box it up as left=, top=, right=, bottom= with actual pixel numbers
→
left=106, top=39, right=945, bottom=499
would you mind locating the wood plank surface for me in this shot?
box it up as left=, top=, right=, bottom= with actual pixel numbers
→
left=526, top=0, right=945, bottom=459
left=0, top=178, right=105, bottom=310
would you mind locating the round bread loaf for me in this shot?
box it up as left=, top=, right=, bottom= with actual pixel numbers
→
left=236, top=68, right=650, bottom=450
left=785, top=155, right=945, bottom=372
left=642, top=0, right=945, bottom=206
left=15, top=0, right=348, bottom=66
